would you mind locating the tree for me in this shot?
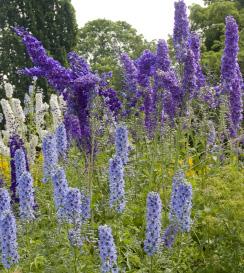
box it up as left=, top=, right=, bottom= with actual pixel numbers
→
left=0, top=0, right=78, bottom=100
left=77, top=19, right=154, bottom=90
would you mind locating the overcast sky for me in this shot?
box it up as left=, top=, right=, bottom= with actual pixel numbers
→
left=71, top=0, right=204, bottom=41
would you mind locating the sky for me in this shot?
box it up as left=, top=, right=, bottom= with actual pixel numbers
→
left=71, top=0, right=204, bottom=41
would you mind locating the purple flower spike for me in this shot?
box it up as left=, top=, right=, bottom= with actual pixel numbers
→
left=0, top=212, right=19, bottom=269
left=162, top=224, right=179, bottom=248
left=144, top=192, right=162, bottom=256
left=173, top=0, right=190, bottom=62
left=9, top=135, right=29, bottom=202
left=169, top=170, right=192, bottom=232
left=42, top=134, right=58, bottom=182
left=98, top=225, right=118, bottom=273
left=55, top=123, right=68, bottom=161
left=221, top=16, right=243, bottom=136
left=51, top=167, right=69, bottom=221
left=18, top=171, right=35, bottom=220
left=109, top=155, right=125, bottom=213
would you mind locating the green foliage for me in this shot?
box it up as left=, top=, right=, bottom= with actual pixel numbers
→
left=0, top=0, right=78, bottom=101
left=190, top=1, right=244, bottom=82
left=77, top=19, right=154, bottom=91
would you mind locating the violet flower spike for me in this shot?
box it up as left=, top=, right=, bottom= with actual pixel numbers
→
left=144, top=192, right=162, bottom=256
left=0, top=212, right=19, bottom=269
left=173, top=0, right=190, bottom=62
left=98, top=225, right=118, bottom=273
left=18, top=171, right=35, bottom=220
left=109, top=155, right=125, bottom=213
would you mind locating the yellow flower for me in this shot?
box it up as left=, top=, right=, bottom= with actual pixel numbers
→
left=0, top=155, right=11, bottom=182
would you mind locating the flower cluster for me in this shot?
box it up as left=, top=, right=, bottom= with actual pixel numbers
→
left=0, top=212, right=19, bottom=269
left=115, top=125, right=129, bottom=165
left=120, top=53, right=138, bottom=112
left=51, top=167, right=69, bottom=221
left=55, top=123, right=68, bottom=161
left=42, top=134, right=58, bottom=182
left=189, top=32, right=205, bottom=90
left=169, top=170, right=192, bottom=232
left=9, top=135, right=29, bottom=202
left=155, top=39, right=171, bottom=72
left=173, top=0, right=189, bottom=62
left=136, top=50, right=156, bottom=88
left=64, top=187, right=82, bottom=226
left=35, top=92, right=49, bottom=138
left=0, top=188, right=11, bottom=217
left=221, top=16, right=243, bottom=137
left=50, top=94, right=63, bottom=129
left=109, top=155, right=125, bottom=213
left=18, top=171, right=35, bottom=220
left=98, top=225, right=118, bottom=273
left=144, top=192, right=162, bottom=256
left=182, top=46, right=197, bottom=99
left=162, top=224, right=179, bottom=248
left=14, top=148, right=27, bottom=184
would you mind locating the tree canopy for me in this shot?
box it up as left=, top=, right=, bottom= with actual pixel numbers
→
left=0, top=0, right=78, bottom=100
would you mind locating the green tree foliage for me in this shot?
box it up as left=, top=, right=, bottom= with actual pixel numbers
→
left=77, top=19, right=154, bottom=91
left=0, top=0, right=78, bottom=100
left=190, top=0, right=244, bottom=82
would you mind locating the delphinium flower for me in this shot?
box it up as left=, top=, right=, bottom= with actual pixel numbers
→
left=109, top=155, right=125, bottom=213
left=155, top=39, right=171, bottom=72
left=26, top=134, right=39, bottom=165
left=4, top=82, right=14, bottom=99
left=162, top=224, right=179, bottom=248
left=0, top=188, right=11, bottom=217
left=18, top=171, right=35, bottom=220
left=80, top=192, right=91, bottom=222
left=115, top=125, right=128, bottom=165
left=64, top=187, right=82, bottom=226
left=189, top=32, right=205, bottom=90
left=136, top=50, right=156, bottom=88
left=64, top=113, right=82, bottom=144
left=182, top=46, right=197, bottom=100
left=228, top=74, right=243, bottom=137
left=13, top=27, right=72, bottom=94
left=144, top=192, right=162, bottom=256
left=221, top=16, right=240, bottom=92
left=10, top=98, right=26, bottom=134
left=221, top=16, right=243, bottom=137
left=42, top=133, right=58, bottom=182
left=0, top=211, right=19, bottom=269
left=55, top=123, right=68, bottom=161
left=14, top=148, right=27, bottom=184
left=51, top=167, right=69, bottom=221
left=169, top=170, right=192, bottom=232
left=161, top=88, right=175, bottom=125
left=120, top=53, right=138, bottom=113
left=98, top=225, right=118, bottom=273
left=173, top=0, right=190, bottom=62
left=0, top=99, right=17, bottom=135
left=98, top=87, right=122, bottom=119
left=9, top=135, right=29, bottom=202
left=156, top=70, right=183, bottom=119
left=35, top=92, right=49, bottom=138
left=50, top=94, right=63, bottom=129
left=68, top=228, right=83, bottom=248
left=0, top=133, right=9, bottom=157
